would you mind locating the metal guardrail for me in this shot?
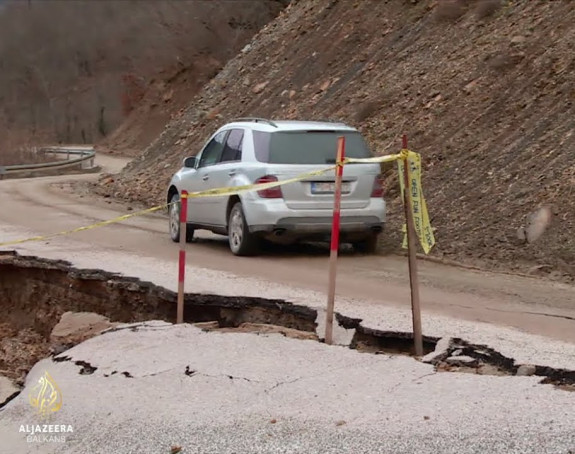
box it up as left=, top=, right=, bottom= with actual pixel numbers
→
left=0, top=146, right=96, bottom=178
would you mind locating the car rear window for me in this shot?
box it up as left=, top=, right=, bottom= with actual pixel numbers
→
left=253, top=130, right=371, bottom=164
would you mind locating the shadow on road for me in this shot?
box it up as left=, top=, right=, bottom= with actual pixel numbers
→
left=191, top=235, right=366, bottom=258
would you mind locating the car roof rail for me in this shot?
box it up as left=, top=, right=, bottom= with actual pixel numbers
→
left=313, top=118, right=347, bottom=125
left=232, top=117, right=278, bottom=128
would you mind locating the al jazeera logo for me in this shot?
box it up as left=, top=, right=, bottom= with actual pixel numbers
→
left=19, top=371, right=73, bottom=443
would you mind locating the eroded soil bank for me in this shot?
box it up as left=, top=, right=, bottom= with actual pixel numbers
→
left=0, top=251, right=573, bottom=395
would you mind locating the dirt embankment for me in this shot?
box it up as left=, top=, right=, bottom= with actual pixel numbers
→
left=95, top=0, right=575, bottom=281
left=0, top=0, right=287, bottom=157
left=0, top=252, right=316, bottom=384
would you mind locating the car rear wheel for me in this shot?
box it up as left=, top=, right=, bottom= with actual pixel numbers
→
left=353, top=233, right=379, bottom=254
left=169, top=193, right=194, bottom=243
left=228, top=202, right=260, bottom=256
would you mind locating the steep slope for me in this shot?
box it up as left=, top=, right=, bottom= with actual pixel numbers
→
left=0, top=0, right=286, bottom=157
left=94, top=54, right=223, bottom=158
left=98, top=0, right=575, bottom=281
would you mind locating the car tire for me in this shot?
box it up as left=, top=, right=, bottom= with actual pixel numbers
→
left=228, top=202, right=260, bottom=256
left=169, top=193, right=194, bottom=243
left=353, top=233, right=379, bottom=254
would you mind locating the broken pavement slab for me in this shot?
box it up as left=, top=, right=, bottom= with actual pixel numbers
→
left=445, top=355, right=479, bottom=367
left=421, top=337, right=453, bottom=364
left=0, top=322, right=574, bottom=454
left=315, top=309, right=355, bottom=346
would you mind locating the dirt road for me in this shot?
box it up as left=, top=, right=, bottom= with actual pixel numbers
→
left=0, top=153, right=574, bottom=343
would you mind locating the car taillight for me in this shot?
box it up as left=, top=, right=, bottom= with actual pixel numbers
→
left=371, top=175, right=384, bottom=198
left=255, top=175, right=283, bottom=198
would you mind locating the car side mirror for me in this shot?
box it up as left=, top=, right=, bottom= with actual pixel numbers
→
left=183, top=156, right=196, bottom=168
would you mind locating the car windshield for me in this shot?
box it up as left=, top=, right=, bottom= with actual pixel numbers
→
left=253, top=130, right=371, bottom=164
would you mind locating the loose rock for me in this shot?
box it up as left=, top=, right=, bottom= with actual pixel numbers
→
left=50, top=312, right=118, bottom=348
left=252, top=81, right=269, bottom=94
left=421, top=337, right=452, bottom=364
left=516, top=364, right=537, bottom=377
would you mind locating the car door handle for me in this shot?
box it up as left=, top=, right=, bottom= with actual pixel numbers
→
left=202, top=174, right=209, bottom=181
left=228, top=170, right=236, bottom=176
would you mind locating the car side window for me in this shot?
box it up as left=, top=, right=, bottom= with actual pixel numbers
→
left=198, top=131, right=227, bottom=168
left=220, top=129, right=244, bottom=163
left=253, top=130, right=271, bottom=162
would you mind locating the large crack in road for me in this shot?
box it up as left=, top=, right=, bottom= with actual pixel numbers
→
left=1, top=250, right=573, bottom=408
left=1, top=156, right=575, bottom=346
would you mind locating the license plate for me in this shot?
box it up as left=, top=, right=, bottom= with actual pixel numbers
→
left=311, top=181, right=351, bottom=194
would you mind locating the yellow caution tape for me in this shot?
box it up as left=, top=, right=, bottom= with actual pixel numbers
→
left=180, top=150, right=408, bottom=199
left=0, top=149, right=435, bottom=253
left=397, top=150, right=436, bottom=254
left=0, top=165, right=341, bottom=247
left=182, top=165, right=337, bottom=199
left=0, top=204, right=169, bottom=247
left=344, top=150, right=407, bottom=164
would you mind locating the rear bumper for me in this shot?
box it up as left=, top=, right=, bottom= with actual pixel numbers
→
left=251, top=216, right=383, bottom=233
left=244, top=197, right=386, bottom=237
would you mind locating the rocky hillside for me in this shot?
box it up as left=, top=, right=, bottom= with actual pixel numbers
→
left=96, top=0, right=575, bottom=281
left=0, top=0, right=286, bottom=158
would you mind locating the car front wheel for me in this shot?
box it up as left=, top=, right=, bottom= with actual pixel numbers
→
left=169, top=193, right=194, bottom=243
left=228, top=202, right=260, bottom=256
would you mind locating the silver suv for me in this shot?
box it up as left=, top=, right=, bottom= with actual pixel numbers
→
left=166, top=118, right=386, bottom=256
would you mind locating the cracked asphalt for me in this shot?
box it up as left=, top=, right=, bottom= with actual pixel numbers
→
left=1, top=321, right=574, bottom=454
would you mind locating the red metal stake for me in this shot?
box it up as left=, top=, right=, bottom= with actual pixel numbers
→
left=325, top=136, right=345, bottom=345
left=177, top=190, right=188, bottom=324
